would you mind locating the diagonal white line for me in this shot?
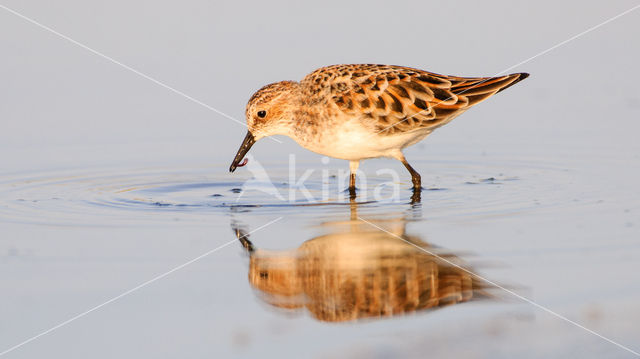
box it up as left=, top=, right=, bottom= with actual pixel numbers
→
left=0, top=3, right=282, bottom=143
left=496, top=3, right=640, bottom=76
left=0, top=216, right=283, bottom=357
left=376, top=3, right=640, bottom=135
left=357, top=217, right=640, bottom=357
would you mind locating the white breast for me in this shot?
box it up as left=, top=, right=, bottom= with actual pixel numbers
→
left=295, top=119, right=431, bottom=161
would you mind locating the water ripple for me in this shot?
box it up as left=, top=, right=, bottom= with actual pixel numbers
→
left=0, top=158, right=577, bottom=226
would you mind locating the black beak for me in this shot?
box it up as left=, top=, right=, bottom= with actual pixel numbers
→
left=229, top=131, right=255, bottom=172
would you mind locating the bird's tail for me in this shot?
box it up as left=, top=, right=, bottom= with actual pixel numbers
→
left=448, top=73, right=529, bottom=106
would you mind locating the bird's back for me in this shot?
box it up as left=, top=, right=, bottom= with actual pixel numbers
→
left=300, top=64, right=528, bottom=135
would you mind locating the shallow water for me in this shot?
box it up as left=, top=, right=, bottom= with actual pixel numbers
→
left=2, top=148, right=639, bottom=358
left=2, top=1, right=640, bottom=357
left=0, top=152, right=574, bottom=225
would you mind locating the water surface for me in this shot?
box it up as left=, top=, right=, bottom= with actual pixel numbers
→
left=1, top=1, right=640, bottom=357
left=1, top=148, right=639, bottom=358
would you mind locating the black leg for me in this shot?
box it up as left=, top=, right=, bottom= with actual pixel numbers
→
left=401, top=158, right=422, bottom=190
left=410, top=187, right=421, bottom=204
left=348, top=161, right=359, bottom=197
left=348, top=173, right=357, bottom=200
left=347, top=169, right=358, bottom=200
left=349, top=173, right=356, bottom=190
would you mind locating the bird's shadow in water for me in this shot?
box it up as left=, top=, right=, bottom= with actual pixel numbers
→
left=229, top=201, right=496, bottom=323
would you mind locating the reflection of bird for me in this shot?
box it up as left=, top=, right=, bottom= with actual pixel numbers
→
left=232, top=214, right=491, bottom=322
left=229, top=64, right=528, bottom=196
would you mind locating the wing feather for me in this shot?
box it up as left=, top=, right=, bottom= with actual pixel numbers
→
left=301, top=64, right=528, bottom=135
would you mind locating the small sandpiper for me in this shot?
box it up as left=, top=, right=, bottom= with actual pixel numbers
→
left=229, top=64, right=528, bottom=198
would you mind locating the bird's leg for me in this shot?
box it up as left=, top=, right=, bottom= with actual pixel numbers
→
left=348, top=160, right=359, bottom=199
left=410, top=188, right=421, bottom=204
left=404, top=158, right=422, bottom=204
left=399, top=155, right=421, bottom=190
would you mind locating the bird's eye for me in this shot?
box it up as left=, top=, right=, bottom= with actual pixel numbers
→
left=257, top=110, right=267, bottom=118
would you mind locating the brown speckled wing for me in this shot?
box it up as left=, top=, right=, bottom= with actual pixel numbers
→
left=301, top=64, right=528, bottom=135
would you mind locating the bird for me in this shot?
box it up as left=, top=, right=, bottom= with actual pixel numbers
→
left=229, top=64, right=528, bottom=198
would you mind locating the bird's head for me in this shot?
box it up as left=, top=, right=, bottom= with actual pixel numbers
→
left=229, top=81, right=300, bottom=172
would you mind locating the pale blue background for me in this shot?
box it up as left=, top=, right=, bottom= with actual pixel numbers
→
left=1, top=1, right=639, bottom=358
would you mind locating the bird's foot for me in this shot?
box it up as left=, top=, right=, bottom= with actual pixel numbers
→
left=410, top=186, right=422, bottom=204
left=347, top=186, right=357, bottom=201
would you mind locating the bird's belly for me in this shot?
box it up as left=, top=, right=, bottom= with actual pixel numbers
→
left=296, top=121, right=431, bottom=161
